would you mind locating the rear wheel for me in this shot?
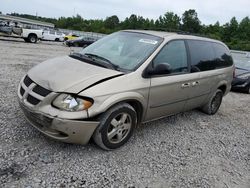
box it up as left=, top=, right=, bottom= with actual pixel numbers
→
left=28, top=34, right=37, bottom=43
left=55, top=38, right=59, bottom=42
left=201, top=89, right=223, bottom=115
left=93, top=103, right=137, bottom=150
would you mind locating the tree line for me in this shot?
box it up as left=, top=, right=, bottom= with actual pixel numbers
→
left=9, top=10, right=250, bottom=51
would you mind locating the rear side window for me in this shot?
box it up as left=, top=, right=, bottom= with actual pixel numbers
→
left=187, top=40, right=215, bottom=72
left=213, top=43, right=233, bottom=68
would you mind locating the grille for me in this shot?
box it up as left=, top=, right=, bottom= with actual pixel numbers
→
left=19, top=75, right=52, bottom=105
left=23, top=75, right=33, bottom=87
left=20, top=87, right=25, bottom=96
left=20, top=103, right=53, bottom=128
left=27, top=94, right=40, bottom=105
left=33, top=85, right=51, bottom=97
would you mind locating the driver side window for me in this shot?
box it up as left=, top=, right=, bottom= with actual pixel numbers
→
left=153, top=40, right=188, bottom=73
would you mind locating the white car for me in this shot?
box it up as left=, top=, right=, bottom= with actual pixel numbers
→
left=42, top=30, right=65, bottom=42
left=0, top=24, right=44, bottom=43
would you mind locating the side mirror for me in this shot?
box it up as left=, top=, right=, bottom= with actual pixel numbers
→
left=147, top=63, right=172, bottom=76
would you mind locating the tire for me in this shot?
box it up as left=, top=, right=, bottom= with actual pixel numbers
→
left=93, top=103, right=137, bottom=150
left=247, top=86, right=250, bottom=94
left=23, top=38, right=29, bottom=42
left=55, top=38, right=59, bottom=42
left=201, top=89, right=223, bottom=115
left=28, top=34, right=37, bottom=43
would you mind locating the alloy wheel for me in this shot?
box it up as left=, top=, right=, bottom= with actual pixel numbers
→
left=107, top=113, right=132, bottom=144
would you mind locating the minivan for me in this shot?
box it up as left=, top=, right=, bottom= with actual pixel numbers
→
left=18, top=30, right=234, bottom=150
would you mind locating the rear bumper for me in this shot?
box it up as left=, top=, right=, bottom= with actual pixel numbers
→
left=19, top=101, right=99, bottom=145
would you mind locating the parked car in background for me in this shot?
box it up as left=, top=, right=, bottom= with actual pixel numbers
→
left=231, top=51, right=250, bottom=93
left=65, top=36, right=98, bottom=47
left=18, top=30, right=234, bottom=150
left=64, top=33, right=79, bottom=41
left=42, top=30, right=65, bottom=42
left=0, top=23, right=43, bottom=43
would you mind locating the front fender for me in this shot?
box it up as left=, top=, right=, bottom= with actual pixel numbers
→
left=87, top=91, right=147, bottom=118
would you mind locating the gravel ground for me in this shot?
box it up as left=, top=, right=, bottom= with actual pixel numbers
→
left=0, top=37, right=249, bottom=188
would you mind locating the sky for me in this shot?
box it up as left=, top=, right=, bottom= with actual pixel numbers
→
left=0, top=0, right=250, bottom=25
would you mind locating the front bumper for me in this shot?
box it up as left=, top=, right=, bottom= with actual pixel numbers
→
left=231, top=77, right=250, bottom=92
left=19, top=101, right=99, bottom=145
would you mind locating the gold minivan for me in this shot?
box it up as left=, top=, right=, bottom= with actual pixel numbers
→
left=18, top=30, right=234, bottom=150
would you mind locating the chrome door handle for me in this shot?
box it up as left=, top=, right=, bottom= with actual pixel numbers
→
left=192, top=81, right=199, bottom=87
left=181, top=83, right=190, bottom=88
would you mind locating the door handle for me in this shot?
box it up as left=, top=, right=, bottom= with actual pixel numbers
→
left=192, top=81, right=200, bottom=87
left=181, top=83, right=190, bottom=88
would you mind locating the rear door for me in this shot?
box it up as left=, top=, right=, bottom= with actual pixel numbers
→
left=184, top=40, right=216, bottom=111
left=146, top=40, right=196, bottom=120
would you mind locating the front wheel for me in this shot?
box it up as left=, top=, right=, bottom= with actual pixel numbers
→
left=201, top=89, right=223, bottom=115
left=93, top=103, right=137, bottom=150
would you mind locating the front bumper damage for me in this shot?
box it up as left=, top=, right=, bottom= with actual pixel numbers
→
left=19, top=100, right=99, bottom=145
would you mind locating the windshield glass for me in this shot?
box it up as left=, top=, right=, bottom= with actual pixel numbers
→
left=79, top=31, right=163, bottom=71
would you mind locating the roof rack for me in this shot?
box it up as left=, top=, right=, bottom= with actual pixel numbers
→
left=143, top=27, right=212, bottom=39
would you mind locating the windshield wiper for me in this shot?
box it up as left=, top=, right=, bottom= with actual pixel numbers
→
left=236, top=67, right=250, bottom=72
left=84, top=53, right=120, bottom=70
left=69, top=52, right=107, bottom=69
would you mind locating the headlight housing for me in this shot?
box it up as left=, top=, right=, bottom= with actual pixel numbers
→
left=52, top=94, right=93, bottom=112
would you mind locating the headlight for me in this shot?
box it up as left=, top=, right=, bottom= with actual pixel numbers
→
left=53, top=94, right=93, bottom=112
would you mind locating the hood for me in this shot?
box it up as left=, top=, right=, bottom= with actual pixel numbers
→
left=28, top=56, right=123, bottom=93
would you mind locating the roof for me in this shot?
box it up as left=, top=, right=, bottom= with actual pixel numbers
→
left=124, top=29, right=176, bottom=38
left=123, top=29, right=222, bottom=44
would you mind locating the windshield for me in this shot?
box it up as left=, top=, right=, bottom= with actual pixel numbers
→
left=79, top=31, right=163, bottom=71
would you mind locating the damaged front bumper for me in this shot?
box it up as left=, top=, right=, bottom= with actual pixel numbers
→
left=19, top=101, right=99, bottom=145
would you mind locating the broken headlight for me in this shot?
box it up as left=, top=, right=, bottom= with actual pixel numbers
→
left=53, top=94, right=93, bottom=112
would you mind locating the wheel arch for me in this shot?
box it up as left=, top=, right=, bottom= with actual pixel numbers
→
left=88, top=93, right=147, bottom=125
left=215, top=79, right=229, bottom=96
left=120, top=99, right=143, bottom=124
left=218, top=84, right=227, bottom=94
left=28, top=33, right=38, bottom=38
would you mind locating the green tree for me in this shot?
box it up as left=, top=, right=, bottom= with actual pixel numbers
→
left=222, top=17, right=238, bottom=42
left=156, top=12, right=181, bottom=30
left=121, top=14, right=142, bottom=29
left=104, top=15, right=119, bottom=29
left=181, top=9, right=201, bottom=33
left=238, top=17, right=250, bottom=40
